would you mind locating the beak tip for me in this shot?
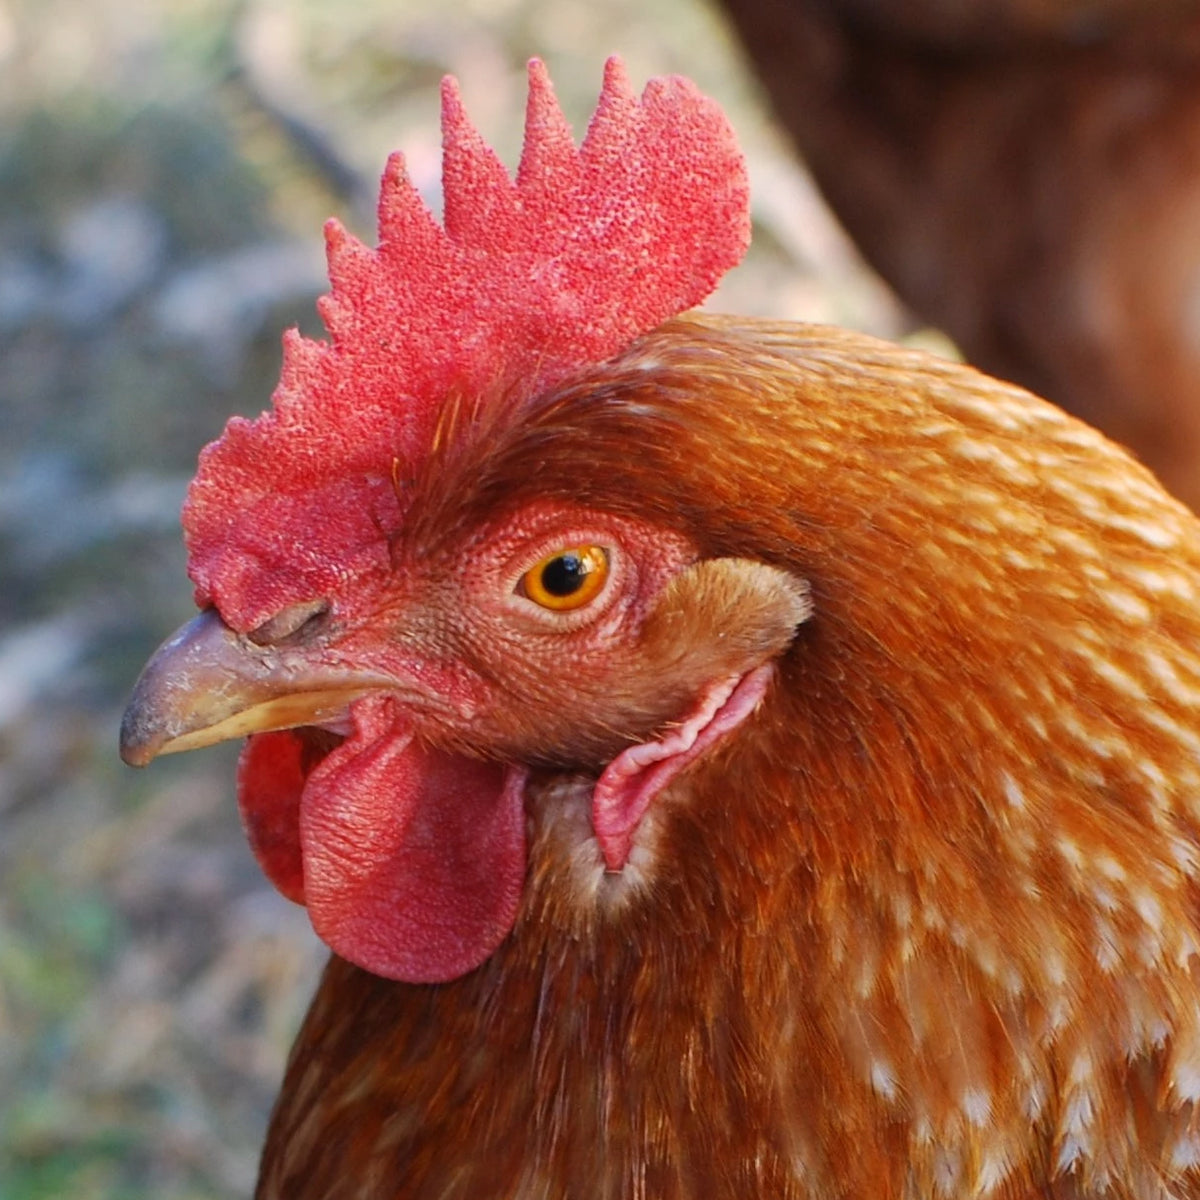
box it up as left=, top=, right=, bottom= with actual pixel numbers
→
left=119, top=703, right=161, bottom=767
left=117, top=608, right=227, bottom=769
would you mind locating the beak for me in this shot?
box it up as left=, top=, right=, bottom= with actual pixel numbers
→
left=119, top=609, right=388, bottom=767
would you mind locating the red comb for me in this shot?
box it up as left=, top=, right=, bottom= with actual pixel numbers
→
left=183, top=57, right=750, bottom=628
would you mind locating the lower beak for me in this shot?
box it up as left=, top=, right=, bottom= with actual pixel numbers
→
left=119, top=609, right=387, bottom=767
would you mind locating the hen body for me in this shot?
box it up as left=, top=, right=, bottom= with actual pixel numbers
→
left=255, top=316, right=1200, bottom=1198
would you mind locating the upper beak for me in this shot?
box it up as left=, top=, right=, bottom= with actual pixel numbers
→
left=119, top=609, right=389, bottom=767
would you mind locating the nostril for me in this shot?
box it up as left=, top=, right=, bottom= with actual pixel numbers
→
left=246, top=599, right=331, bottom=646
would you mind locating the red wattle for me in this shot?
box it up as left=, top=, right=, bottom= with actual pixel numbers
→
left=235, top=703, right=529, bottom=983
left=237, top=731, right=308, bottom=904
left=299, top=698, right=528, bottom=983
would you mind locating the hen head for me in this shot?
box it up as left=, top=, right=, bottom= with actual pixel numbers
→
left=119, top=60, right=809, bottom=983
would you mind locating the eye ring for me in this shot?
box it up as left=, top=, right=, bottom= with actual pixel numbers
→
left=518, top=546, right=610, bottom=611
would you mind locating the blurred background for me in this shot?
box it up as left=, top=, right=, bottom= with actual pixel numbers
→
left=0, top=1, right=907, bottom=1196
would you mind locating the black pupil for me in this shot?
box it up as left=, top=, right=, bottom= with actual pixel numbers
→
left=540, top=553, right=589, bottom=597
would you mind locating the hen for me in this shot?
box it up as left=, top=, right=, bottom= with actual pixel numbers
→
left=718, top=0, right=1200, bottom=507
left=122, top=60, right=1200, bottom=1199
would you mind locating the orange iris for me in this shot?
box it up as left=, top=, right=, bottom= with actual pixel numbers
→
left=519, top=546, right=610, bottom=611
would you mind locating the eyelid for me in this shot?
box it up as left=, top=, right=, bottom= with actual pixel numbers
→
left=501, top=527, right=622, bottom=586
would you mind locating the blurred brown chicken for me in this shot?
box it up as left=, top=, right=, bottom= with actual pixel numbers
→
left=720, top=0, right=1200, bottom=507
left=121, top=59, right=1200, bottom=1198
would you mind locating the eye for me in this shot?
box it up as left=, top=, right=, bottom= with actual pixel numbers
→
left=518, top=546, right=610, bottom=611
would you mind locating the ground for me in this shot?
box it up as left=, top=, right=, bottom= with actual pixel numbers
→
left=0, top=1, right=910, bottom=1195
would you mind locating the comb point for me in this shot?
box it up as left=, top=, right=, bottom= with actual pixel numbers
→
left=601, top=55, right=632, bottom=97
left=441, top=74, right=519, bottom=245
left=517, top=58, right=578, bottom=197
